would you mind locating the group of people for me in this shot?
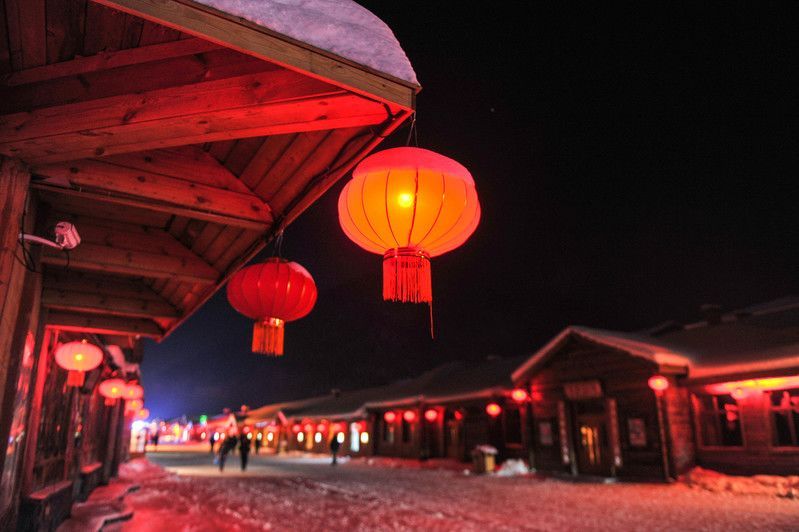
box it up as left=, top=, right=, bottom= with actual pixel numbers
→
left=211, top=432, right=258, bottom=472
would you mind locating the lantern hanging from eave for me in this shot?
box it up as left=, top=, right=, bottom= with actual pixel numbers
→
left=338, top=147, right=481, bottom=303
left=54, top=340, right=103, bottom=387
left=98, top=378, right=126, bottom=405
left=227, top=258, right=317, bottom=356
left=126, top=398, right=144, bottom=413
left=135, top=408, right=150, bottom=420
left=124, top=382, right=144, bottom=401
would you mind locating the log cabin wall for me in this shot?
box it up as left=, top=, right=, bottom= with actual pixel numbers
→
left=522, top=336, right=691, bottom=479
left=689, top=384, right=799, bottom=475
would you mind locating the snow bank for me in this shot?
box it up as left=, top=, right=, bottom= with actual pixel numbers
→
left=194, top=0, right=418, bottom=84
left=495, top=459, right=530, bottom=477
left=682, top=467, right=799, bottom=499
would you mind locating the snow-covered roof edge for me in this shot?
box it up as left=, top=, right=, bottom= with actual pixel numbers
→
left=194, top=0, right=418, bottom=85
left=511, top=326, right=691, bottom=383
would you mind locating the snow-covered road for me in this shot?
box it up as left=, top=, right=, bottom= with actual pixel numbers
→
left=114, top=452, right=798, bottom=531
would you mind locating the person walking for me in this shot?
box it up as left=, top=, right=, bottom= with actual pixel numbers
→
left=152, top=431, right=159, bottom=450
left=329, top=434, right=341, bottom=466
left=218, top=434, right=235, bottom=472
left=254, top=433, right=263, bottom=454
left=239, top=433, right=251, bottom=471
left=210, top=433, right=216, bottom=454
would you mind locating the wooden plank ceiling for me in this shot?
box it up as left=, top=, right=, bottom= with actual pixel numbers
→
left=1, top=0, right=417, bottom=345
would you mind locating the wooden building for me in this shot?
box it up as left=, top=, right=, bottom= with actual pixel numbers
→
left=512, top=298, right=799, bottom=479
left=0, top=1, right=417, bottom=529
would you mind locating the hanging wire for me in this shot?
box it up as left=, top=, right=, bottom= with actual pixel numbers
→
left=405, top=114, right=418, bottom=147
left=273, top=230, right=285, bottom=259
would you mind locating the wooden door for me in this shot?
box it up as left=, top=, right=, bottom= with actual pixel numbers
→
left=573, top=407, right=612, bottom=476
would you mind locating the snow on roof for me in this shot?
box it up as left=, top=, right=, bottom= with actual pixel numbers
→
left=510, top=326, right=691, bottom=383
left=194, top=0, right=418, bottom=85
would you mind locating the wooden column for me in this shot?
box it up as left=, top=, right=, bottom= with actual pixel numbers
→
left=0, top=157, right=31, bottom=417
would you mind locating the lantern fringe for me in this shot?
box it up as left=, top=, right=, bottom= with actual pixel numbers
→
left=383, top=249, right=432, bottom=303
left=253, top=318, right=285, bottom=356
left=66, top=370, right=85, bottom=387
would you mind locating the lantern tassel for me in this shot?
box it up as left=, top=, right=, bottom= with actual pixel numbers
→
left=67, top=370, right=85, bottom=387
left=252, top=318, right=285, bottom=356
left=383, top=248, right=432, bottom=303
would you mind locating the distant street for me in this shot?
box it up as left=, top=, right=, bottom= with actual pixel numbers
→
left=112, top=450, right=798, bottom=531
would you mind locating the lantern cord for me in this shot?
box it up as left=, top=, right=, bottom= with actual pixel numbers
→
left=272, top=230, right=285, bottom=259
left=428, top=301, right=435, bottom=340
left=405, top=114, right=418, bottom=147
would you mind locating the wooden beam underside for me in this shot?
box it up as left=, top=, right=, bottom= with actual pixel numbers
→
left=46, top=310, right=162, bottom=338
left=42, top=287, right=179, bottom=319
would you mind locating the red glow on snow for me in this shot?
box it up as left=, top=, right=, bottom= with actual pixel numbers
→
left=647, top=375, right=669, bottom=392
left=383, top=411, right=397, bottom=423
left=424, top=409, right=438, bottom=422
left=403, top=410, right=417, bottom=422
left=485, top=403, right=502, bottom=417
left=511, top=389, right=528, bottom=402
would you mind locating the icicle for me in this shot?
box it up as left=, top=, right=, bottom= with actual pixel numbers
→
left=252, top=317, right=285, bottom=356
left=382, top=248, right=432, bottom=303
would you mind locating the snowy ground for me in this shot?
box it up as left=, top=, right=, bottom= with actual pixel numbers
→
left=112, top=451, right=798, bottom=531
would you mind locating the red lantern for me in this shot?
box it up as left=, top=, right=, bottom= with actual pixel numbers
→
left=338, top=147, right=481, bottom=303
left=126, top=399, right=144, bottom=413
left=648, top=375, right=669, bottom=394
left=303, top=422, right=314, bottom=432
left=424, top=409, right=438, bottom=422
left=403, top=410, right=417, bottom=423
left=135, top=408, right=150, bottom=420
left=227, top=258, right=317, bottom=356
left=486, top=403, right=502, bottom=417
left=54, top=340, right=103, bottom=387
left=731, top=387, right=747, bottom=400
left=123, top=382, right=144, bottom=401
left=316, top=423, right=327, bottom=432
left=291, top=423, right=302, bottom=434
left=99, top=378, right=126, bottom=405
left=511, top=389, right=529, bottom=403
left=383, top=411, right=397, bottom=423
left=454, top=410, right=464, bottom=421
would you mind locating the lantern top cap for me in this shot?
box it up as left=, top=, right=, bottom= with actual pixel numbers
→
left=354, top=147, right=474, bottom=185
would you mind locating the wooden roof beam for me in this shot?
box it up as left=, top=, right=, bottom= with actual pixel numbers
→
left=42, top=287, right=180, bottom=319
left=40, top=222, right=220, bottom=284
left=91, top=0, right=419, bottom=110
left=1, top=69, right=390, bottom=164
left=32, top=158, right=273, bottom=228
left=46, top=310, right=162, bottom=338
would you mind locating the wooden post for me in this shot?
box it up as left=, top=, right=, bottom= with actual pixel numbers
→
left=0, top=157, right=31, bottom=422
left=655, top=392, right=672, bottom=481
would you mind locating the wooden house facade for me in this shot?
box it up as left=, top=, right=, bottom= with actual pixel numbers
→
left=0, top=0, right=417, bottom=529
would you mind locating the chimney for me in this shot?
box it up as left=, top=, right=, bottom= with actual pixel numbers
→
left=700, top=303, right=723, bottom=325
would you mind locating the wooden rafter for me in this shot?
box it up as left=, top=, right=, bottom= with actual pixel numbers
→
left=91, top=0, right=419, bottom=110
left=32, top=158, right=273, bottom=228
left=39, top=219, right=219, bottom=284
left=42, top=287, right=179, bottom=319
left=46, top=310, right=162, bottom=338
left=0, top=67, right=390, bottom=163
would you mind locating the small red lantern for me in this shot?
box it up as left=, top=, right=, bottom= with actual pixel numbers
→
left=291, top=424, right=302, bottom=434
left=486, top=403, right=502, bottom=417
left=135, top=408, right=150, bottom=420
left=316, top=423, right=327, bottom=432
left=126, top=399, right=144, bottom=413
left=383, top=411, right=397, bottom=423
left=454, top=410, right=464, bottom=421
left=303, top=422, right=314, bottom=432
left=227, top=258, right=317, bottom=356
left=403, top=410, right=417, bottom=423
left=731, top=387, right=747, bottom=400
left=511, top=389, right=529, bottom=403
left=99, top=378, right=126, bottom=405
left=338, top=147, right=481, bottom=303
left=647, top=375, right=669, bottom=394
left=424, top=409, right=438, bottom=422
left=54, top=340, right=103, bottom=387
left=123, top=382, right=144, bottom=401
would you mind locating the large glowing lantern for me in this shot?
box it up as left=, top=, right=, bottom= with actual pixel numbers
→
left=98, top=378, right=126, bottom=405
left=54, top=340, right=103, bottom=386
left=338, top=147, right=481, bottom=303
left=647, top=375, right=669, bottom=394
left=226, top=258, right=317, bottom=356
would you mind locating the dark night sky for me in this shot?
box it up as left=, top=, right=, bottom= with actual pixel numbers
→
left=142, top=3, right=799, bottom=420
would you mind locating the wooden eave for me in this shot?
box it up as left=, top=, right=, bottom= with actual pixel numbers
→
left=2, top=0, right=415, bottom=343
